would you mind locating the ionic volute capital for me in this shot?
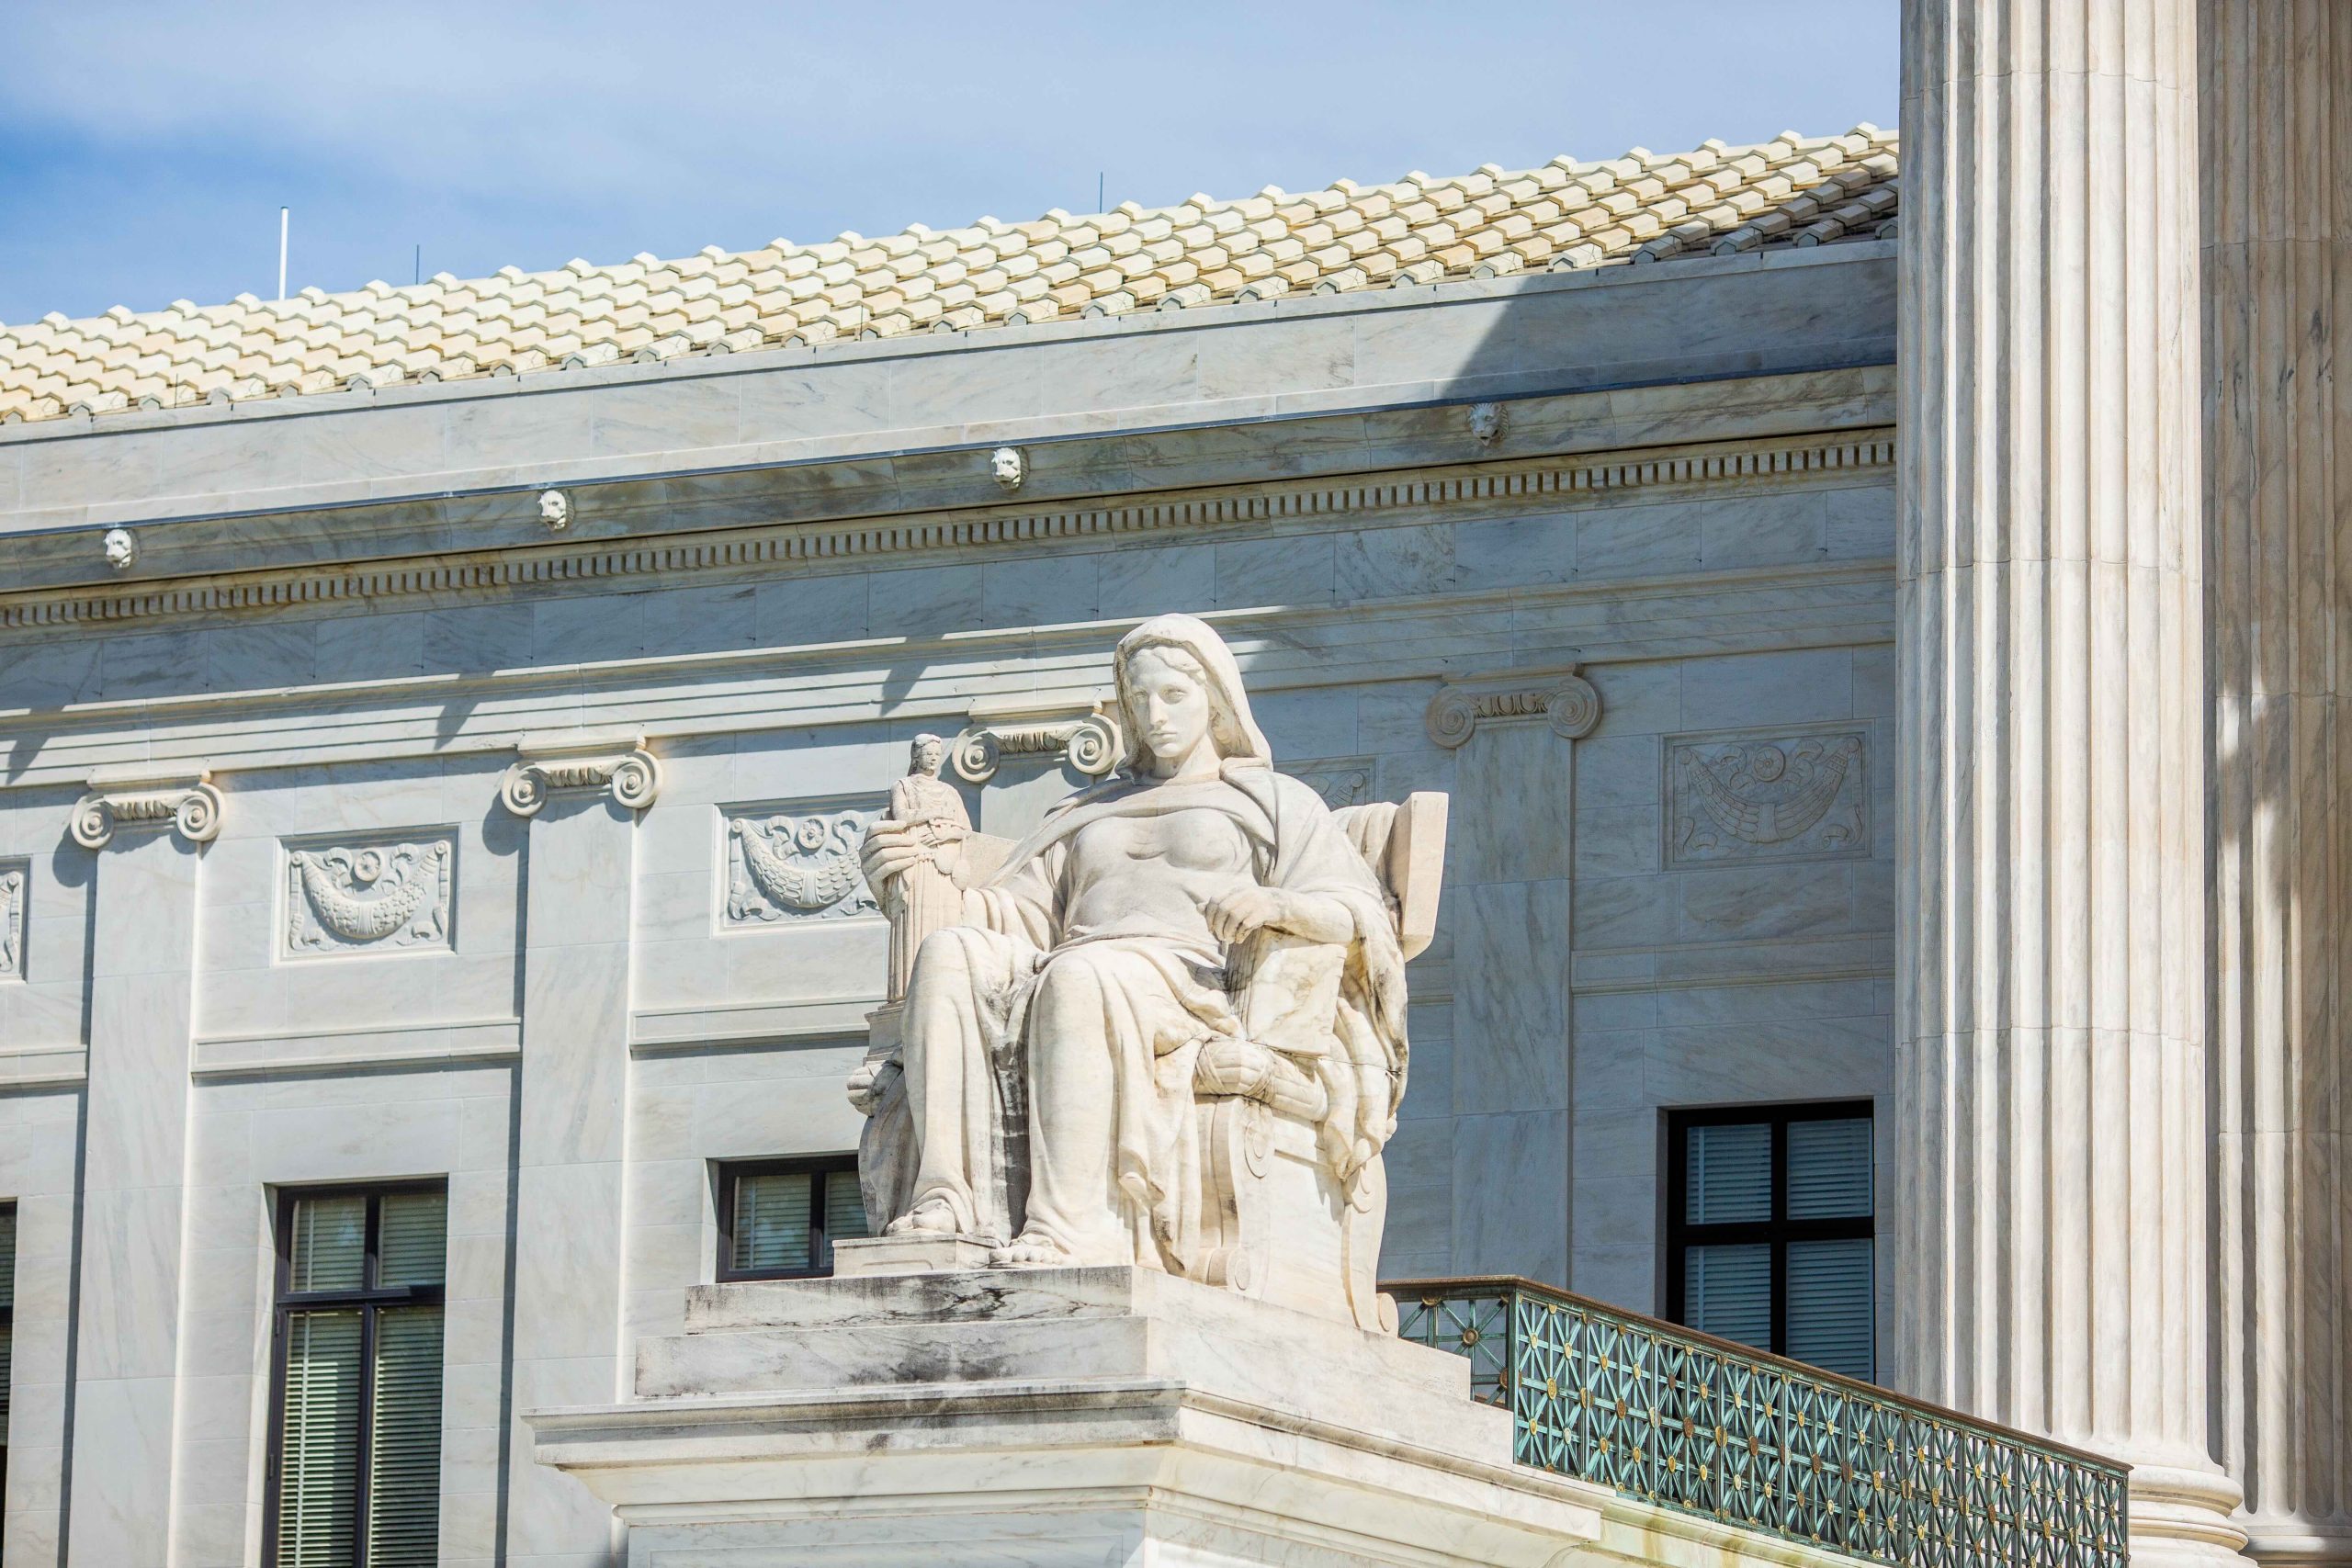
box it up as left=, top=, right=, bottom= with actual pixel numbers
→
left=70, top=765, right=225, bottom=849
left=500, top=729, right=662, bottom=818
left=950, top=699, right=1123, bottom=784
left=1424, top=669, right=1600, bottom=749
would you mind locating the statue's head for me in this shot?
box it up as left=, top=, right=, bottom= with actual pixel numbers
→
left=1112, top=615, right=1270, bottom=773
left=910, top=733, right=945, bottom=777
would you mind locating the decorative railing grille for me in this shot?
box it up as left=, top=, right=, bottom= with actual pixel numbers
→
left=1390, top=1277, right=2128, bottom=1568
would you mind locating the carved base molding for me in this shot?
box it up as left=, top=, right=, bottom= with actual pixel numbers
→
left=500, top=729, right=662, bottom=818
left=0, top=1043, right=88, bottom=1090
left=69, top=765, right=223, bottom=849
left=1425, top=669, right=1600, bottom=748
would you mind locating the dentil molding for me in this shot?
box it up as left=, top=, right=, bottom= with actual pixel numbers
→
left=500, top=729, right=662, bottom=818
left=0, top=434, right=1894, bottom=632
left=69, top=764, right=225, bottom=848
left=1424, top=670, right=1600, bottom=749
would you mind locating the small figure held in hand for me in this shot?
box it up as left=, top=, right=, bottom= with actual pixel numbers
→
left=876, top=734, right=971, bottom=1004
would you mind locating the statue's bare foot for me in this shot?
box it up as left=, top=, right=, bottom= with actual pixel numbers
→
left=884, top=1199, right=958, bottom=1236
left=989, top=1233, right=1075, bottom=1269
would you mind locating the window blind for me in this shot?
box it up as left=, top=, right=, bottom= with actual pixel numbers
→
left=290, top=1193, right=366, bottom=1292
left=277, top=1309, right=362, bottom=1568
left=1683, top=1242, right=1771, bottom=1346
left=378, top=1192, right=447, bottom=1288
left=732, top=1171, right=816, bottom=1273
left=366, top=1306, right=445, bottom=1567
left=824, top=1172, right=871, bottom=1254
left=1787, top=1117, right=1872, bottom=1219
left=1685, top=1122, right=1771, bottom=1224
left=1785, top=1237, right=1874, bottom=1379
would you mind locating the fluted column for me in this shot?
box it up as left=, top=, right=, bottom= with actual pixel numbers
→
left=1895, top=4, right=2244, bottom=1563
left=2203, top=5, right=2352, bottom=1562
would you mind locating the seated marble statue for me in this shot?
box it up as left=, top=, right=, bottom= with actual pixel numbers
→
left=856, top=615, right=1425, bottom=1321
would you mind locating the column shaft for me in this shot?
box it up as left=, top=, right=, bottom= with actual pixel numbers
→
left=2203, top=2, right=2352, bottom=1561
left=65, top=830, right=201, bottom=1567
left=505, top=799, right=637, bottom=1563
left=1895, top=2, right=2241, bottom=1561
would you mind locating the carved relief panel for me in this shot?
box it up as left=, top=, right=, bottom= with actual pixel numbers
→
left=284, top=835, right=456, bottom=957
left=1666, top=728, right=1868, bottom=868
left=1281, top=758, right=1374, bottom=810
left=724, top=801, right=882, bottom=925
left=0, top=861, right=25, bottom=980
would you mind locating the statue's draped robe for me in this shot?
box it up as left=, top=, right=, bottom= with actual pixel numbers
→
left=896, top=761, right=1409, bottom=1269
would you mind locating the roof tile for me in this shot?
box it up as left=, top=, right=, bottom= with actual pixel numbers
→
left=1, top=124, right=1897, bottom=426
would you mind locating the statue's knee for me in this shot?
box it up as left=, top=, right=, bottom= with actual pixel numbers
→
left=911, top=926, right=972, bottom=976
left=1034, top=952, right=1106, bottom=1015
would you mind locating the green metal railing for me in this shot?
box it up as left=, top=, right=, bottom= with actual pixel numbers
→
left=1390, top=1277, right=2128, bottom=1568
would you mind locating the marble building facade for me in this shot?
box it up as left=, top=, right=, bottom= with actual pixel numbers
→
left=0, top=230, right=1901, bottom=1565
left=0, top=3, right=2345, bottom=1562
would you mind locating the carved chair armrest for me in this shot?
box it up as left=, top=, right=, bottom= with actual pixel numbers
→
left=1329, top=791, right=1449, bottom=960
left=953, top=830, right=1018, bottom=888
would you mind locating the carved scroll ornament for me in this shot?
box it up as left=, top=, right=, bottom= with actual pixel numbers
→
left=69, top=768, right=224, bottom=849
left=500, top=731, right=662, bottom=818
left=1424, top=670, right=1600, bottom=749
left=951, top=707, right=1122, bottom=784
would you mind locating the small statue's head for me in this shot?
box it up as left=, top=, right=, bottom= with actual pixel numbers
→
left=1468, top=400, right=1507, bottom=446
left=989, top=445, right=1024, bottom=491
left=910, top=733, right=945, bottom=777
left=102, top=526, right=138, bottom=571
left=537, top=488, right=571, bottom=530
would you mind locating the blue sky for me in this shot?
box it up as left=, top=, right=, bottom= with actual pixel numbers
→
left=0, top=3, right=1897, bottom=325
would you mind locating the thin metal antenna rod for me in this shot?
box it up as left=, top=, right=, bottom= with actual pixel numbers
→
left=1097, top=172, right=1104, bottom=211
left=277, top=207, right=289, bottom=299
left=413, top=243, right=421, bottom=287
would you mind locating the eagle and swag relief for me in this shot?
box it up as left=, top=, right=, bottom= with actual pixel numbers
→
left=845, top=615, right=1445, bottom=1330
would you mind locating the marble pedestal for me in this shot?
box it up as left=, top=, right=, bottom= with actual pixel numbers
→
left=527, top=1266, right=1607, bottom=1567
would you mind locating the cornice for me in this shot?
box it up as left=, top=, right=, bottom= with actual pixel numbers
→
left=0, top=428, right=1894, bottom=635
left=0, top=561, right=1895, bottom=796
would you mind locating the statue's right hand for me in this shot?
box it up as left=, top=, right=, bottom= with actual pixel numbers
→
left=860, top=818, right=926, bottom=890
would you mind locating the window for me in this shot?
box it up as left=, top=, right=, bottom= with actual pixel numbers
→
left=266, top=1185, right=447, bottom=1568
left=1665, top=1103, right=1874, bottom=1381
left=1, top=1203, right=14, bottom=1506
left=716, top=1157, right=868, bottom=1280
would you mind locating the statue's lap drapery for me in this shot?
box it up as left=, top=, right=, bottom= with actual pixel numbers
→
left=850, top=615, right=1441, bottom=1330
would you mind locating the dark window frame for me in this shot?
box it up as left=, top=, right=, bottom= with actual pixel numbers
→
left=1663, top=1100, right=1874, bottom=1371
left=1, top=1200, right=14, bottom=1509
left=261, top=1179, right=447, bottom=1568
left=714, top=1156, right=862, bottom=1282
